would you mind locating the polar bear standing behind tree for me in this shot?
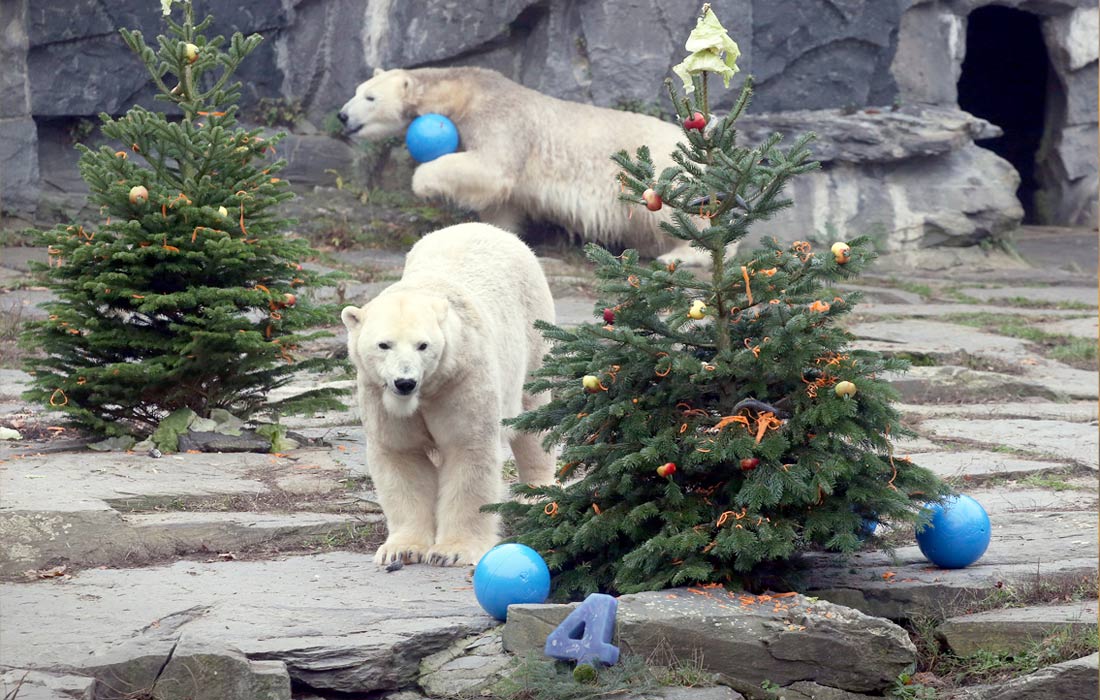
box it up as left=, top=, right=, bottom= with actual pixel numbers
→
left=338, top=66, right=715, bottom=264
left=342, top=223, right=556, bottom=567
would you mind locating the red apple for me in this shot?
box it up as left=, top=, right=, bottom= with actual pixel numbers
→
left=740, top=457, right=759, bottom=471
left=642, top=188, right=662, bottom=211
left=283, top=293, right=297, bottom=307
left=657, top=462, right=677, bottom=477
left=603, top=307, right=615, bottom=324
left=683, top=111, right=706, bottom=131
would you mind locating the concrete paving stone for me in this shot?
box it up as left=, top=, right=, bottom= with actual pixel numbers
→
left=937, top=600, right=1098, bottom=656
left=2, top=451, right=273, bottom=511
left=799, top=509, right=1098, bottom=620
left=852, top=318, right=1098, bottom=400
left=126, top=510, right=374, bottom=543
left=852, top=318, right=1032, bottom=357
left=908, top=450, right=1073, bottom=481
left=0, top=552, right=493, bottom=695
left=836, top=283, right=925, bottom=305
left=1006, top=227, right=1100, bottom=281
left=0, top=246, right=45, bottom=274
left=882, top=365, right=1066, bottom=403
left=848, top=303, right=1088, bottom=319
left=891, top=433, right=945, bottom=453
left=1035, top=316, right=1098, bottom=340
left=898, top=401, right=1098, bottom=423
left=968, top=482, right=1099, bottom=515
left=0, top=368, right=31, bottom=400
left=920, top=418, right=1099, bottom=469
left=0, top=287, right=50, bottom=320
left=0, top=507, right=376, bottom=579
left=956, top=286, right=1097, bottom=307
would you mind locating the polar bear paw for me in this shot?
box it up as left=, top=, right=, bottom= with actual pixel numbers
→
left=374, top=537, right=431, bottom=566
left=426, top=539, right=492, bottom=567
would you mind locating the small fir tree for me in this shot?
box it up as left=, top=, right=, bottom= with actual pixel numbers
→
left=21, top=1, right=345, bottom=440
left=491, top=5, right=948, bottom=599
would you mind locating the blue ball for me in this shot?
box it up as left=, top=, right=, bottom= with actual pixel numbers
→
left=473, top=543, right=550, bottom=621
left=915, top=494, right=991, bottom=569
left=405, top=113, right=459, bottom=163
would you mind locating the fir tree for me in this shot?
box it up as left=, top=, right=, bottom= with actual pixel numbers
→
left=21, top=1, right=345, bottom=440
left=490, top=5, right=948, bottom=599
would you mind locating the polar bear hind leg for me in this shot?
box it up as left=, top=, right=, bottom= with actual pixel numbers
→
left=509, top=390, right=555, bottom=486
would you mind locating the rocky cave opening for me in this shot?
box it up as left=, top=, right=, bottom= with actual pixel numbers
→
left=957, top=5, right=1052, bottom=223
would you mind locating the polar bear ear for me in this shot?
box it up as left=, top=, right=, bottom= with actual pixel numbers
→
left=341, top=306, right=365, bottom=331
left=372, top=67, right=385, bottom=78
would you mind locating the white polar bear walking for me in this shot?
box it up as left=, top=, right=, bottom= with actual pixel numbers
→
left=338, top=66, right=714, bottom=264
left=342, top=223, right=556, bottom=567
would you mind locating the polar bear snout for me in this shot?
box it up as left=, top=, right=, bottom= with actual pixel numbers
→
left=393, top=378, right=418, bottom=395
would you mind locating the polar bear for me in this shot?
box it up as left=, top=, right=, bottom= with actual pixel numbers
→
left=341, top=223, right=556, bottom=567
left=338, top=66, right=716, bottom=264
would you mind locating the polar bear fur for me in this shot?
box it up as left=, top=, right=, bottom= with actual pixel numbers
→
left=339, top=66, right=715, bottom=264
left=341, top=223, right=556, bottom=567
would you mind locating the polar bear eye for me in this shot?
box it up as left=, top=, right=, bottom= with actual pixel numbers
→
left=417, top=342, right=429, bottom=351
left=365, top=95, right=375, bottom=102
left=378, top=342, right=390, bottom=350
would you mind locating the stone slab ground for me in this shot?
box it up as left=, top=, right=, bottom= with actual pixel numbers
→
left=2, top=228, right=1098, bottom=698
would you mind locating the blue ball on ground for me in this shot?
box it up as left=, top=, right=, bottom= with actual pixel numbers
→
left=915, top=494, right=991, bottom=569
left=473, top=543, right=551, bottom=621
left=405, top=113, right=459, bottom=163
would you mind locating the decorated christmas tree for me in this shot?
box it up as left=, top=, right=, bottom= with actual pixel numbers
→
left=21, top=1, right=345, bottom=441
left=491, top=5, right=948, bottom=599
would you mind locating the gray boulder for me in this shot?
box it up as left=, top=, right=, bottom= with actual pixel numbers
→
left=504, top=589, right=915, bottom=695
left=77, top=635, right=291, bottom=700
left=750, top=139, right=1022, bottom=250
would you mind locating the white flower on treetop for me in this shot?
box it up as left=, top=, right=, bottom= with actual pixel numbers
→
left=672, top=3, right=741, bottom=93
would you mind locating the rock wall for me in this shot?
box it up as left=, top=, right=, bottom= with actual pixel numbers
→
left=1, top=0, right=1095, bottom=235
left=892, top=0, right=1098, bottom=227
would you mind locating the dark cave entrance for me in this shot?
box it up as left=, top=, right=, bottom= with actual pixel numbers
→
left=957, top=5, right=1051, bottom=223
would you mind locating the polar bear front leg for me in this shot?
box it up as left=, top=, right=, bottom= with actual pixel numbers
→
left=411, top=152, right=513, bottom=213
left=428, top=444, right=504, bottom=567
left=368, top=445, right=438, bottom=566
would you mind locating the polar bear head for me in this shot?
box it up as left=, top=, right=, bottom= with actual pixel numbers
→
left=342, top=292, right=449, bottom=418
left=338, top=68, right=414, bottom=141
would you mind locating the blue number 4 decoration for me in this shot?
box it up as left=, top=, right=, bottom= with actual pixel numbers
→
left=544, top=593, right=620, bottom=667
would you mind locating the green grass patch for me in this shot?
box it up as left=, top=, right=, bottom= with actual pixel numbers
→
left=0, top=227, right=36, bottom=247
left=885, top=277, right=935, bottom=300
left=944, top=313, right=1097, bottom=369
left=934, top=626, right=1098, bottom=687
left=900, top=570, right=1099, bottom=695
left=495, top=648, right=721, bottom=700
left=994, top=296, right=1095, bottom=311
left=1018, top=473, right=1091, bottom=492
left=890, top=351, right=939, bottom=367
